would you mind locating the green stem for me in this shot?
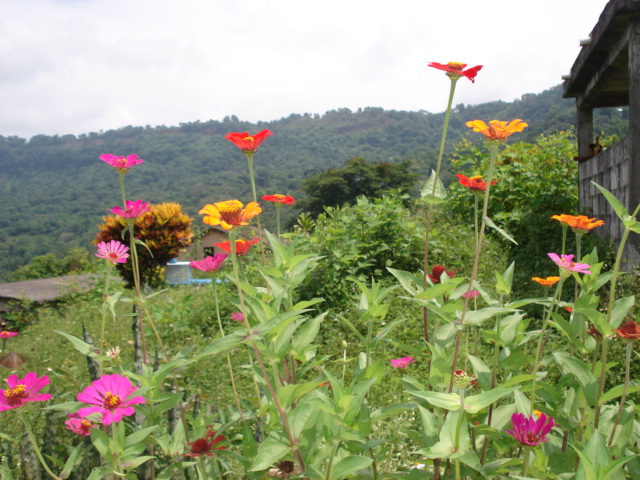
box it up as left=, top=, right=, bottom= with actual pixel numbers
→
left=276, top=205, right=282, bottom=237
left=19, top=413, right=62, bottom=480
left=111, top=421, right=125, bottom=475
left=99, top=264, right=113, bottom=358
left=522, top=448, right=531, bottom=476
left=449, top=142, right=499, bottom=392
left=245, top=153, right=267, bottom=264
left=453, top=389, right=465, bottom=480
left=325, top=440, right=341, bottom=480
left=228, top=229, right=305, bottom=473
left=530, top=279, right=565, bottom=413
left=594, top=202, right=640, bottom=427
left=608, top=341, right=633, bottom=445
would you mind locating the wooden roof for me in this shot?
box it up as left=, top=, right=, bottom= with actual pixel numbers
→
left=0, top=274, right=98, bottom=306
left=563, top=0, right=640, bottom=108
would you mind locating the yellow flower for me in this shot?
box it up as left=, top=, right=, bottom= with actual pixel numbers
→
left=531, top=276, right=561, bottom=287
left=199, top=200, right=262, bottom=230
left=551, top=214, right=604, bottom=234
left=466, top=119, right=528, bottom=140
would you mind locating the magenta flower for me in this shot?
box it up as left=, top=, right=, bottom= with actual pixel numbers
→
left=462, top=290, right=480, bottom=299
left=0, top=373, right=52, bottom=411
left=390, top=356, right=416, bottom=369
left=190, top=253, right=228, bottom=273
left=77, top=374, right=146, bottom=425
left=0, top=331, right=18, bottom=339
left=547, top=253, right=591, bottom=275
left=95, top=240, right=130, bottom=264
left=110, top=200, right=151, bottom=219
left=230, top=312, right=245, bottom=322
left=505, top=412, right=555, bottom=447
left=99, top=153, right=144, bottom=173
left=65, top=413, right=97, bottom=436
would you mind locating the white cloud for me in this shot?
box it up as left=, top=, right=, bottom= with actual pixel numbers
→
left=0, top=0, right=609, bottom=138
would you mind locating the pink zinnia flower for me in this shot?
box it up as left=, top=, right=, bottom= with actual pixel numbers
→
left=190, top=253, right=228, bottom=273
left=0, top=331, right=18, bottom=339
left=110, top=200, right=151, bottom=219
left=77, top=374, right=146, bottom=425
left=65, top=413, right=97, bottom=436
left=230, top=312, right=245, bottom=322
left=548, top=253, right=591, bottom=275
left=505, top=412, right=554, bottom=447
left=95, top=240, right=130, bottom=264
left=225, top=130, right=273, bottom=154
left=390, top=356, right=416, bottom=369
left=0, top=373, right=52, bottom=411
left=462, top=290, right=480, bottom=299
left=99, top=154, right=144, bottom=173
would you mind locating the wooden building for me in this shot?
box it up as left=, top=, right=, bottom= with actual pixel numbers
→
left=563, top=0, right=640, bottom=268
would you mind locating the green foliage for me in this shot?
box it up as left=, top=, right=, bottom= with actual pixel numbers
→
left=9, top=248, right=94, bottom=281
left=297, top=157, right=419, bottom=218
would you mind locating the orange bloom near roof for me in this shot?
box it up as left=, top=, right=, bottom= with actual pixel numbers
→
left=466, top=119, right=528, bottom=140
left=551, top=214, right=604, bottom=233
left=199, top=200, right=261, bottom=230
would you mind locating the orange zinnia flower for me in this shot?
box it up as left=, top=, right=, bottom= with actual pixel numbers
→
left=551, top=214, right=604, bottom=234
left=199, top=200, right=261, bottom=230
left=428, top=62, right=483, bottom=83
left=456, top=174, right=498, bottom=192
left=225, top=130, right=273, bottom=154
left=466, top=119, right=528, bottom=140
left=215, top=238, right=259, bottom=256
left=531, top=276, right=561, bottom=287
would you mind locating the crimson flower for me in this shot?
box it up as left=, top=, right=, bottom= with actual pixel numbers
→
left=65, top=413, right=97, bottom=436
left=77, top=374, right=145, bottom=425
left=506, top=412, right=554, bottom=447
left=390, top=357, right=416, bottom=369
left=428, top=62, right=483, bottom=83
left=0, top=373, right=52, bottom=411
left=548, top=253, right=591, bottom=276
left=184, top=427, right=227, bottom=457
left=456, top=174, right=497, bottom=192
left=110, top=200, right=151, bottom=219
left=200, top=200, right=262, bottom=230
left=225, top=130, right=273, bottom=154
left=0, top=331, right=18, bottom=339
left=190, top=253, right=228, bottom=273
left=428, top=265, right=455, bottom=284
left=95, top=240, right=129, bottom=264
left=215, top=238, right=259, bottom=256
left=615, top=320, right=640, bottom=341
left=262, top=194, right=295, bottom=205
left=99, top=153, right=144, bottom=173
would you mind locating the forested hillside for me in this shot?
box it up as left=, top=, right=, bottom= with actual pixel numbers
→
left=0, top=84, right=628, bottom=280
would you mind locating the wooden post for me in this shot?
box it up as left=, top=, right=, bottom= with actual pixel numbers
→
left=628, top=17, right=640, bottom=265
left=577, top=106, right=593, bottom=159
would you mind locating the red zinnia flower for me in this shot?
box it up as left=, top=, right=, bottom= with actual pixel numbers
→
left=428, top=265, right=455, bottom=284
left=615, top=320, right=640, bottom=341
left=456, top=174, right=498, bottom=192
left=215, top=238, right=259, bottom=256
left=428, top=62, right=483, bottom=83
left=225, top=130, right=273, bottom=154
left=262, top=194, right=295, bottom=205
left=184, top=427, right=227, bottom=457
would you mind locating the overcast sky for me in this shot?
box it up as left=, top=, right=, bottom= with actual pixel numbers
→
left=1, top=0, right=610, bottom=140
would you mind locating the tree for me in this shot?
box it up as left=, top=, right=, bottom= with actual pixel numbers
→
left=297, top=157, right=419, bottom=217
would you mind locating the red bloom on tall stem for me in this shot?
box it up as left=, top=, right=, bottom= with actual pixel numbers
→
left=456, top=174, right=498, bottom=192
left=184, top=427, right=227, bottom=457
left=215, top=238, right=259, bottom=256
left=225, top=130, right=273, bottom=154
left=505, top=412, right=554, bottom=447
left=0, top=373, right=52, bottom=411
left=262, top=194, right=295, bottom=205
left=428, top=62, right=483, bottom=83
left=615, top=320, right=640, bottom=341
left=428, top=265, right=455, bottom=284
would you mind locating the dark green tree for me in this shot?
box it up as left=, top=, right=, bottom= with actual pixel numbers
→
left=297, top=157, right=419, bottom=217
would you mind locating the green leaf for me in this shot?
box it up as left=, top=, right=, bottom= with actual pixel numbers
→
left=249, top=431, right=292, bottom=471
left=56, top=331, right=97, bottom=357
left=387, top=267, right=422, bottom=296
left=124, top=426, right=157, bottom=448
left=495, top=262, right=515, bottom=295
left=464, top=388, right=515, bottom=414
left=610, top=295, right=635, bottom=328
left=329, top=455, right=374, bottom=480
left=421, top=169, right=447, bottom=202
left=592, top=183, right=628, bottom=219
left=406, top=390, right=461, bottom=410
left=483, top=215, right=518, bottom=245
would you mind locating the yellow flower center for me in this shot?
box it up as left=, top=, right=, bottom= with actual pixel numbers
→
left=242, top=136, right=254, bottom=142
left=103, top=391, right=122, bottom=411
left=217, top=200, right=243, bottom=214
left=274, top=194, right=285, bottom=199
left=447, top=62, right=465, bottom=71
left=4, top=384, right=27, bottom=406
left=534, top=410, right=543, bottom=418
left=470, top=175, right=483, bottom=181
